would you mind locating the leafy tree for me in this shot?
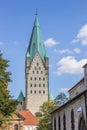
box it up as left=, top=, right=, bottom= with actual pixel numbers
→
left=37, top=101, right=56, bottom=130
left=0, top=51, right=18, bottom=125
left=55, top=92, right=69, bottom=105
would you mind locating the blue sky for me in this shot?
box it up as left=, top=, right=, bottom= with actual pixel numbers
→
left=0, top=0, right=87, bottom=98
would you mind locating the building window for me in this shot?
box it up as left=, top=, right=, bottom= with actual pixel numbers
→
left=39, top=90, right=41, bottom=94
left=54, top=118, right=56, bottom=130
left=34, top=90, right=36, bottom=94
left=34, top=84, right=36, bottom=87
left=39, top=77, right=41, bottom=80
left=37, top=63, right=39, bottom=66
left=39, top=67, right=41, bottom=70
left=37, top=71, right=39, bottom=74
left=43, top=77, right=45, bottom=80
left=14, top=124, right=18, bottom=130
left=43, top=84, right=45, bottom=87
left=71, top=109, right=75, bottom=130
left=30, top=77, right=32, bottom=80
left=25, top=128, right=28, bottom=130
left=63, top=113, right=66, bottom=130
left=39, top=84, right=41, bottom=87
left=35, top=66, right=37, bottom=70
left=35, top=77, right=36, bottom=80
left=79, top=117, right=86, bottom=130
left=30, top=90, right=32, bottom=94
left=33, top=71, right=34, bottom=74
left=30, top=84, right=32, bottom=87
left=58, top=116, right=61, bottom=130
left=41, top=71, right=43, bottom=74
left=43, top=90, right=45, bottom=94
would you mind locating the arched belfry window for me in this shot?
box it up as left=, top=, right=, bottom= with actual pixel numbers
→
left=71, top=109, right=75, bottom=130
left=58, top=116, right=61, bottom=130
left=14, top=124, right=18, bottom=130
left=63, top=113, right=66, bottom=130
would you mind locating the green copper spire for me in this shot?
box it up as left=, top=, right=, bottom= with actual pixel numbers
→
left=17, top=90, right=25, bottom=101
left=26, top=51, right=30, bottom=57
left=26, top=14, right=48, bottom=64
left=49, top=93, right=54, bottom=101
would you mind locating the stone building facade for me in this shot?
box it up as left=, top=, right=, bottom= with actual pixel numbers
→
left=25, top=15, right=49, bottom=115
left=51, top=64, right=87, bottom=130
left=0, top=110, right=39, bottom=130
left=0, top=113, right=24, bottom=130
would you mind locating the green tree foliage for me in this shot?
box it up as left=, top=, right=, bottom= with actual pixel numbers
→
left=37, top=101, right=56, bottom=130
left=0, top=51, right=18, bottom=125
left=55, top=92, right=69, bottom=105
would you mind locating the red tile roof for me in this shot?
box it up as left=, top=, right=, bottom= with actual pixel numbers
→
left=19, top=110, right=39, bottom=125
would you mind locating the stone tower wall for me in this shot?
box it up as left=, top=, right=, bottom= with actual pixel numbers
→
left=25, top=52, right=49, bottom=115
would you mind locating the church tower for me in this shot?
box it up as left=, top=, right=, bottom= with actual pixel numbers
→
left=25, top=13, right=49, bottom=115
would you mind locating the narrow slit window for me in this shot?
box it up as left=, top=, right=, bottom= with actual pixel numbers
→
left=39, top=90, right=41, bottom=94
left=34, top=84, right=36, bottom=87
left=30, top=90, right=32, bottom=94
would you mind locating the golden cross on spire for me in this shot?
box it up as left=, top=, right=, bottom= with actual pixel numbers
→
left=35, top=8, right=38, bottom=16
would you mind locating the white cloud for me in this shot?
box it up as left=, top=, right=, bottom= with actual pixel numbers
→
left=44, top=38, right=59, bottom=47
left=73, top=48, right=81, bottom=54
left=72, top=24, right=87, bottom=45
left=0, top=41, right=19, bottom=46
left=49, top=64, right=53, bottom=68
left=59, top=87, right=70, bottom=93
left=54, top=49, right=72, bottom=54
left=72, top=39, right=79, bottom=43
left=56, top=56, right=87, bottom=75
left=54, top=48, right=81, bottom=54
left=13, top=41, right=19, bottom=45
left=0, top=41, right=4, bottom=45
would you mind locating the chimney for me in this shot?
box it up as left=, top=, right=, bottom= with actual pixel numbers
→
left=83, top=63, right=87, bottom=89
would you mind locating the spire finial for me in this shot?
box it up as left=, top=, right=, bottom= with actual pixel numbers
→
left=35, top=8, right=38, bottom=16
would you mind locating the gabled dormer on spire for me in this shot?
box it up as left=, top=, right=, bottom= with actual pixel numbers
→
left=26, top=15, right=48, bottom=65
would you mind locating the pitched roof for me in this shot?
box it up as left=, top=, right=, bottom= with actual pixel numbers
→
left=26, top=15, right=48, bottom=64
left=19, top=110, right=39, bottom=125
left=17, top=90, right=25, bottom=101
left=51, top=90, right=87, bottom=114
left=68, top=77, right=84, bottom=92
